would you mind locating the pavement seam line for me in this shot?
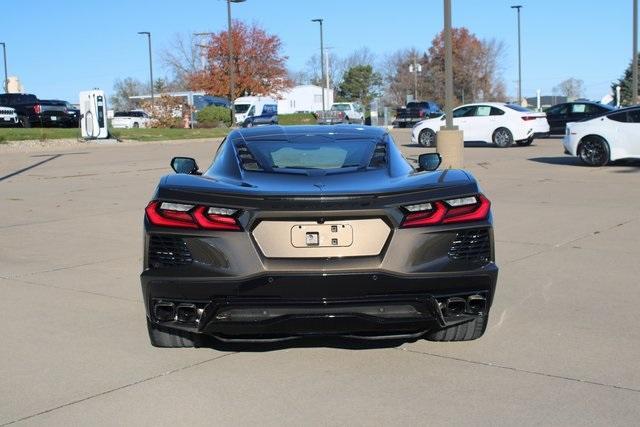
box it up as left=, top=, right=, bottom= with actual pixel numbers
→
left=398, top=348, right=640, bottom=393
left=1, top=276, right=141, bottom=304
left=0, top=352, right=237, bottom=426
left=5, top=256, right=137, bottom=280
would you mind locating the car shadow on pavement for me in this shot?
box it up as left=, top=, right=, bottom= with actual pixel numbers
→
left=198, top=335, right=420, bottom=352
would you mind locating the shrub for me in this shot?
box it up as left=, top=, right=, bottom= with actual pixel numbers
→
left=277, top=113, right=317, bottom=126
left=141, top=95, right=189, bottom=128
left=197, top=106, right=232, bottom=128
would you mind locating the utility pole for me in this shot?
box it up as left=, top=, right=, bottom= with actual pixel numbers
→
left=511, top=5, right=523, bottom=104
left=0, top=43, right=7, bottom=93
left=409, top=54, right=421, bottom=100
left=437, top=0, right=464, bottom=169
left=633, top=0, right=638, bottom=103
left=312, top=19, right=326, bottom=114
left=137, top=32, right=154, bottom=104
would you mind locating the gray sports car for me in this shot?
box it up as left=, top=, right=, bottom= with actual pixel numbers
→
left=141, top=125, right=498, bottom=347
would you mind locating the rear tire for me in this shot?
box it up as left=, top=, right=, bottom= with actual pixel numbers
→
left=492, top=127, right=513, bottom=148
left=418, top=128, right=436, bottom=147
left=20, top=117, right=31, bottom=128
left=344, top=116, right=351, bottom=124
left=578, top=136, right=609, bottom=167
left=425, top=315, right=488, bottom=342
left=147, top=319, right=197, bottom=348
left=133, top=122, right=140, bottom=128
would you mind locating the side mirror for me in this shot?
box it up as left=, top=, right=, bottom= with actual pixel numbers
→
left=171, top=157, right=199, bottom=174
left=417, top=153, right=442, bottom=171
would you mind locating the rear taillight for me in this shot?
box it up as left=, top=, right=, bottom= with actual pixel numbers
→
left=521, top=116, right=537, bottom=121
left=419, top=111, right=425, bottom=117
left=33, top=104, right=42, bottom=114
left=145, top=201, right=241, bottom=231
left=401, top=194, right=490, bottom=228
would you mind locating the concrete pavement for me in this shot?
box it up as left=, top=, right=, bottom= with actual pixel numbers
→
left=1, top=130, right=639, bottom=425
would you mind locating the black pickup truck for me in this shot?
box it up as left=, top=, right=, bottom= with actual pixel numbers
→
left=394, top=101, right=442, bottom=127
left=0, top=94, right=79, bottom=128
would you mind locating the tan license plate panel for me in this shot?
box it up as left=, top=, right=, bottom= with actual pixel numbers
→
left=291, top=224, right=353, bottom=248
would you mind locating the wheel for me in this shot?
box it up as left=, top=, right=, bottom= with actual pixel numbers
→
left=578, top=136, right=609, bottom=167
left=147, top=319, right=198, bottom=348
left=344, top=116, right=351, bottom=124
left=418, top=128, right=436, bottom=147
left=19, top=117, right=31, bottom=128
left=492, top=127, right=513, bottom=148
left=425, top=315, right=488, bottom=342
left=516, top=137, right=533, bottom=146
left=133, top=122, right=140, bottom=128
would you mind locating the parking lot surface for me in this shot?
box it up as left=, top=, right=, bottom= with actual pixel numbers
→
left=1, top=130, right=639, bottom=425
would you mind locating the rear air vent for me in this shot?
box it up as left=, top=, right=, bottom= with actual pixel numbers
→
left=448, top=229, right=490, bottom=263
left=149, top=236, right=193, bottom=268
left=236, top=143, right=263, bottom=171
left=368, top=142, right=387, bottom=168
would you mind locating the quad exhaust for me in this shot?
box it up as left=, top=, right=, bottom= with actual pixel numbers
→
left=442, top=294, right=487, bottom=317
left=154, top=302, right=175, bottom=322
left=445, top=297, right=467, bottom=316
left=176, top=303, right=198, bottom=323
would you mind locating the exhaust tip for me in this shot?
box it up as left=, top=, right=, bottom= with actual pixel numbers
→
left=445, top=297, right=467, bottom=316
left=154, top=302, right=176, bottom=322
left=176, top=303, right=198, bottom=324
left=467, top=295, right=486, bottom=314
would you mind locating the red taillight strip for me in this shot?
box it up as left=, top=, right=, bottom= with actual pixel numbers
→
left=401, top=194, right=491, bottom=228
left=401, top=202, right=447, bottom=228
left=145, top=201, right=198, bottom=229
left=145, top=201, right=241, bottom=231
left=192, top=206, right=241, bottom=231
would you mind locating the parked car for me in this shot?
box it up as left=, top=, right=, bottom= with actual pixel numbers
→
left=234, top=96, right=278, bottom=126
left=141, top=125, right=497, bottom=347
left=563, top=105, right=640, bottom=166
left=411, top=102, right=546, bottom=148
left=0, top=106, right=19, bottom=127
left=39, top=100, right=80, bottom=128
left=111, top=111, right=150, bottom=129
left=395, top=101, right=442, bottom=127
left=0, top=93, right=47, bottom=127
left=546, top=101, right=615, bottom=135
left=316, top=102, right=365, bottom=125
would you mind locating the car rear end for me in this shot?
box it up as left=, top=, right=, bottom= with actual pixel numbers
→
left=141, top=180, right=497, bottom=344
left=39, top=100, right=71, bottom=127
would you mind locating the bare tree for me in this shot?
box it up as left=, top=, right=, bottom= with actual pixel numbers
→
left=554, top=77, right=585, bottom=100
left=111, top=77, right=144, bottom=111
left=162, top=33, right=202, bottom=89
left=380, top=48, right=426, bottom=106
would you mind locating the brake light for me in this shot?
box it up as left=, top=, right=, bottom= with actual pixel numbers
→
left=521, top=116, right=537, bottom=121
left=33, top=104, right=42, bottom=114
left=419, top=111, right=425, bottom=117
left=145, top=201, right=241, bottom=231
left=401, top=194, right=490, bottom=228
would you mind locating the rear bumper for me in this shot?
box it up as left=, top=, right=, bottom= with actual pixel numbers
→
left=142, top=267, right=497, bottom=341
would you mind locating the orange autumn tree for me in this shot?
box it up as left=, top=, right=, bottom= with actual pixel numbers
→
left=188, top=21, right=292, bottom=98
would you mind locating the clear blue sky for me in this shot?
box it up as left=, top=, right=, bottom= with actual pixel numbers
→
left=0, top=0, right=631, bottom=102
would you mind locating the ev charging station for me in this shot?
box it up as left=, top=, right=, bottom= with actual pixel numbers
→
left=79, top=90, right=109, bottom=139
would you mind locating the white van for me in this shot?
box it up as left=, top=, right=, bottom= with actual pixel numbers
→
left=234, top=96, right=278, bottom=127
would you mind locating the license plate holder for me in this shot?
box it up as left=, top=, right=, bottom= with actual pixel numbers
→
left=291, top=223, right=353, bottom=248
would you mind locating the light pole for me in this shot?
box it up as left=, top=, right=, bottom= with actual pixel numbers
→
left=511, top=5, right=523, bottom=104
left=137, top=32, right=154, bottom=104
left=409, top=54, right=422, bottom=101
left=0, top=43, right=7, bottom=93
left=311, top=18, right=326, bottom=114
left=436, top=0, right=463, bottom=169
left=633, top=0, right=638, bottom=104
left=227, top=0, right=246, bottom=126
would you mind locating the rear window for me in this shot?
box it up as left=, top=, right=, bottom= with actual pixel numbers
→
left=244, top=140, right=376, bottom=170
left=504, top=104, right=531, bottom=112
left=331, top=104, right=351, bottom=111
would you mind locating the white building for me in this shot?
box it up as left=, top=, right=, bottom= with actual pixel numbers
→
left=277, top=85, right=333, bottom=114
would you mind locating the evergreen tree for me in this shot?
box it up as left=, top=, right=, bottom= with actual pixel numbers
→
left=612, top=54, right=639, bottom=106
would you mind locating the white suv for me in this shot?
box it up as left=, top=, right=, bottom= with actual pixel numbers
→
left=111, top=111, right=150, bottom=129
left=0, top=106, right=19, bottom=127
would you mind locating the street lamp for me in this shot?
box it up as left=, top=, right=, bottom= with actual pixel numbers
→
left=227, top=0, right=246, bottom=126
left=511, top=5, right=523, bottom=104
left=408, top=54, right=422, bottom=101
left=311, top=18, right=326, bottom=114
left=137, top=32, right=154, bottom=104
left=0, top=43, right=7, bottom=93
